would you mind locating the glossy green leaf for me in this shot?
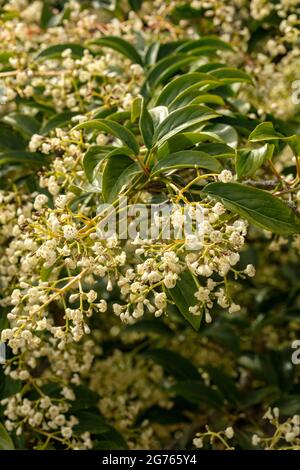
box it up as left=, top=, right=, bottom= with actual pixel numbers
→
left=73, top=411, right=112, bottom=435
left=168, top=270, right=202, bottom=330
left=236, top=144, right=274, bottom=179
left=204, top=365, right=241, bottom=406
left=0, top=150, right=51, bottom=166
left=155, top=72, right=220, bottom=107
left=0, top=423, right=14, bottom=450
left=144, top=348, right=201, bottom=380
left=83, top=145, right=112, bottom=183
left=157, top=131, right=224, bottom=159
left=249, top=122, right=300, bottom=156
left=153, top=105, right=219, bottom=146
left=203, top=123, right=238, bottom=148
left=197, top=142, right=235, bottom=158
left=130, top=97, right=142, bottom=123
left=3, top=113, right=40, bottom=137
left=0, top=125, right=25, bottom=150
left=73, top=119, right=139, bottom=155
left=41, top=112, right=78, bottom=135
left=176, top=36, right=234, bottom=54
left=139, top=100, right=154, bottom=149
left=143, top=54, right=199, bottom=90
left=87, top=37, right=143, bottom=65
left=40, top=1, right=54, bottom=29
left=151, top=150, right=222, bottom=176
left=36, top=43, right=85, bottom=60
left=203, top=182, right=300, bottom=235
left=169, top=380, right=223, bottom=408
left=209, top=67, right=254, bottom=84
left=102, top=154, right=140, bottom=202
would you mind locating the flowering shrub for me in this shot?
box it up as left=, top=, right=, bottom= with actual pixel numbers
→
left=0, top=0, right=300, bottom=451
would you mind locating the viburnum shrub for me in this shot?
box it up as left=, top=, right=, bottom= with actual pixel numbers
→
left=1, top=0, right=300, bottom=451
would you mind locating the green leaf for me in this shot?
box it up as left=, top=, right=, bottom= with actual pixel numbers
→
left=0, top=150, right=51, bottom=167
left=209, top=67, right=254, bottom=84
left=151, top=150, right=222, bottom=176
left=87, top=37, right=143, bottom=65
left=203, top=182, right=300, bottom=235
left=153, top=105, right=219, bottom=146
left=144, top=42, right=160, bottom=67
left=203, top=323, right=240, bottom=355
left=204, top=365, right=241, bottom=406
left=40, top=1, right=54, bottom=29
left=197, top=142, right=235, bottom=158
left=73, top=119, right=139, bottom=155
left=3, top=113, right=40, bottom=137
left=36, top=44, right=85, bottom=60
left=249, top=122, right=300, bottom=156
left=275, top=395, right=300, bottom=416
left=102, top=154, right=140, bottom=202
left=157, top=131, right=224, bottom=159
left=176, top=36, right=234, bottom=54
left=155, top=72, right=220, bottom=107
left=83, top=145, right=112, bottom=183
left=191, top=94, right=225, bottom=106
left=0, top=423, right=14, bottom=450
left=169, top=380, right=223, bottom=408
left=0, top=125, right=25, bottom=150
left=236, top=144, right=274, bottom=179
left=41, top=112, right=78, bottom=135
left=124, top=319, right=173, bottom=337
left=139, top=100, right=154, bottom=149
left=130, top=97, right=142, bottom=123
left=143, top=54, right=199, bottom=91
left=70, top=386, right=100, bottom=412
left=168, top=270, right=202, bottom=330
left=203, top=123, right=238, bottom=148
left=73, top=411, right=112, bottom=435
left=143, top=348, right=201, bottom=380
left=248, top=122, right=283, bottom=141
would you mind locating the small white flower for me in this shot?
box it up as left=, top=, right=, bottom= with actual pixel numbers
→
left=244, top=264, right=256, bottom=277
left=224, top=426, right=234, bottom=439
left=34, top=194, right=48, bottom=211
left=252, top=434, right=261, bottom=446
left=218, top=170, right=233, bottom=183
left=63, top=225, right=77, bottom=240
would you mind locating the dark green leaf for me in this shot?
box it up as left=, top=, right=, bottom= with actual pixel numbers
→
left=144, top=348, right=201, bottom=380
left=176, top=36, right=234, bottom=54
left=36, top=44, right=85, bottom=60
left=203, top=182, right=300, bottom=235
left=236, top=144, right=274, bottom=179
left=204, top=365, right=241, bottom=406
left=151, top=150, right=222, bottom=176
left=169, top=381, right=223, bottom=408
left=83, top=145, right=112, bottom=183
left=153, top=105, right=219, bottom=146
left=209, top=68, right=254, bottom=85
left=102, top=154, right=140, bottom=202
left=139, top=100, right=154, bottom=149
left=74, top=119, right=139, bottom=155
left=41, top=112, right=78, bottom=135
left=0, top=150, right=51, bottom=167
left=0, top=423, right=14, bottom=450
left=87, top=37, right=143, bottom=65
left=249, top=122, right=300, bottom=156
left=168, top=270, right=202, bottom=330
left=3, top=113, right=40, bottom=137
left=155, top=72, right=220, bottom=107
